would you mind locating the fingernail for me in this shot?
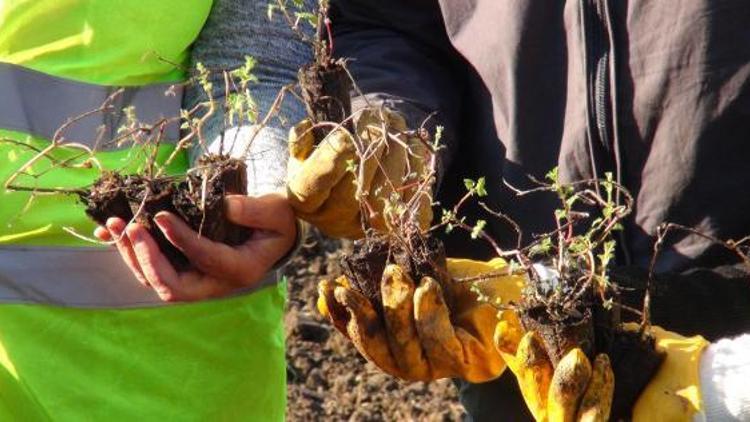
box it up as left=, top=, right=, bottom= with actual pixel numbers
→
left=153, top=212, right=171, bottom=231
left=126, top=225, right=143, bottom=243
left=157, top=289, right=175, bottom=302
left=106, top=218, right=123, bottom=237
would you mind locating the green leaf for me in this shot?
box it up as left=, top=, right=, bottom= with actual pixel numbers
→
left=529, top=236, right=552, bottom=257
left=509, top=260, right=519, bottom=274
left=295, top=11, right=318, bottom=28
left=267, top=4, right=277, bottom=20
left=546, top=167, right=559, bottom=183
left=597, top=240, right=616, bottom=268
left=475, top=177, right=488, bottom=197
left=464, top=178, right=476, bottom=192
left=231, top=56, right=258, bottom=87
left=441, top=208, right=453, bottom=224
left=195, top=62, right=213, bottom=95
left=345, top=159, right=357, bottom=173
left=568, top=237, right=588, bottom=254
left=433, top=126, right=444, bottom=148
left=471, top=220, right=487, bottom=239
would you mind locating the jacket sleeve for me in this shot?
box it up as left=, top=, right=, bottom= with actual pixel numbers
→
left=330, top=0, right=467, bottom=184
left=182, top=0, right=316, bottom=273
left=184, top=0, right=314, bottom=196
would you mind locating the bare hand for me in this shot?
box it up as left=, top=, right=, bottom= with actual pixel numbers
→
left=95, top=194, right=297, bottom=302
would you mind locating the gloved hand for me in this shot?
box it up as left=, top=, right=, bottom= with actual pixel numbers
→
left=494, top=312, right=709, bottom=422
left=286, top=108, right=433, bottom=239
left=317, top=258, right=525, bottom=382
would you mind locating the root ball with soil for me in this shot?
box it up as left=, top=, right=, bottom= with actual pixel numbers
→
left=453, top=173, right=666, bottom=420
left=517, top=267, right=664, bottom=420
left=341, top=224, right=452, bottom=316
left=295, top=1, right=353, bottom=141
left=80, top=154, right=251, bottom=271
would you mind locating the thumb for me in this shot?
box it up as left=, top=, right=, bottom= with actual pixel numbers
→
left=289, top=119, right=316, bottom=160
left=494, top=310, right=525, bottom=356
left=515, top=332, right=554, bottom=422
left=547, top=348, right=593, bottom=422
left=225, top=194, right=296, bottom=236
left=494, top=311, right=526, bottom=377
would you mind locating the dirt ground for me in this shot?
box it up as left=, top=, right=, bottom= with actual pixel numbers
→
left=283, top=230, right=466, bottom=421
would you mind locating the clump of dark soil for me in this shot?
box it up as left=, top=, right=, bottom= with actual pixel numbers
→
left=297, top=6, right=353, bottom=142
left=173, top=156, right=251, bottom=247
left=519, top=303, right=595, bottom=366
left=284, top=230, right=464, bottom=421
left=340, top=228, right=452, bottom=315
left=339, top=235, right=390, bottom=315
left=518, top=276, right=664, bottom=420
left=298, top=60, right=352, bottom=141
left=125, top=175, right=190, bottom=270
left=81, top=171, right=134, bottom=225
left=80, top=154, right=251, bottom=271
left=606, top=328, right=663, bottom=419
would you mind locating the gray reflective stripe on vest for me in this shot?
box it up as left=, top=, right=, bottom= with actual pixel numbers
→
left=0, top=246, right=279, bottom=308
left=0, top=62, right=182, bottom=146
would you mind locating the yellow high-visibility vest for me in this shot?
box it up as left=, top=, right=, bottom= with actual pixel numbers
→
left=0, top=2, right=286, bottom=420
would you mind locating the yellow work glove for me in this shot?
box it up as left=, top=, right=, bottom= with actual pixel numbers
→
left=494, top=313, right=709, bottom=422
left=317, top=258, right=525, bottom=382
left=286, top=108, right=433, bottom=239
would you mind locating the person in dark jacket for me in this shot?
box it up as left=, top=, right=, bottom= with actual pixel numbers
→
left=289, top=1, right=750, bottom=420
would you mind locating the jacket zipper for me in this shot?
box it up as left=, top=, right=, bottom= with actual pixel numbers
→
left=581, top=0, right=632, bottom=264
left=583, top=0, right=615, bottom=163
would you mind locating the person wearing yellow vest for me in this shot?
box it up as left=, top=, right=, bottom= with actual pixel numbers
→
left=0, top=0, right=312, bottom=419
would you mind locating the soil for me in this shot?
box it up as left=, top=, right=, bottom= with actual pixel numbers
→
left=519, top=280, right=664, bottom=421
left=126, top=176, right=190, bottom=271
left=392, top=230, right=451, bottom=291
left=340, top=236, right=390, bottom=316
left=340, top=231, right=452, bottom=315
left=81, top=171, right=134, bottom=225
left=173, top=157, right=251, bottom=246
left=298, top=61, right=353, bottom=140
left=284, top=230, right=465, bottom=421
left=81, top=155, right=251, bottom=272
left=606, top=329, right=664, bottom=420
left=519, top=304, right=595, bottom=366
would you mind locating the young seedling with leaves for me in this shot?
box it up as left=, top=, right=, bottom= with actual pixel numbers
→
left=332, top=119, right=447, bottom=313
left=268, top=1, right=459, bottom=304
left=3, top=59, right=290, bottom=271
left=269, top=0, right=352, bottom=141
left=438, top=169, right=668, bottom=419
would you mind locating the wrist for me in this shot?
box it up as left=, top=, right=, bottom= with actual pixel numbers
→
left=271, top=219, right=309, bottom=271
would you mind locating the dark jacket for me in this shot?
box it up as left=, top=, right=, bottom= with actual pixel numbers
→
left=330, top=1, right=750, bottom=419
left=333, top=0, right=750, bottom=269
